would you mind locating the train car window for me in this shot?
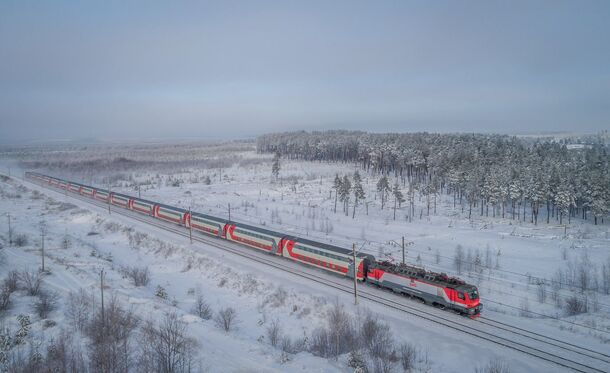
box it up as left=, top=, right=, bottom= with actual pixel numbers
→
left=457, top=292, right=465, bottom=300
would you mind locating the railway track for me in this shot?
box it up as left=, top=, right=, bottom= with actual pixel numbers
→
left=20, top=175, right=610, bottom=373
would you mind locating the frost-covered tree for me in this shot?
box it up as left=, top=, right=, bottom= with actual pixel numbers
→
left=392, top=182, right=405, bottom=220
left=376, top=176, right=390, bottom=210
left=339, top=175, right=352, bottom=216
left=332, top=174, right=342, bottom=214
left=352, top=171, right=365, bottom=218
left=271, top=152, right=281, bottom=181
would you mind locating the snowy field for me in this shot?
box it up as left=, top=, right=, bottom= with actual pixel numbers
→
left=1, top=141, right=609, bottom=372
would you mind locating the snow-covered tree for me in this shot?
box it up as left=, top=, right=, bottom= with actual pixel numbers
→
left=392, top=182, right=405, bottom=220
left=376, top=176, right=390, bottom=210
left=352, top=171, right=365, bottom=218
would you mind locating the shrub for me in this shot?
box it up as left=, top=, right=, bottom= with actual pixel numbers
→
left=475, top=359, right=511, bottom=373
left=564, top=295, right=587, bottom=316
left=214, top=307, right=238, bottom=332
left=0, top=283, right=11, bottom=311
left=190, top=293, right=212, bottom=320
left=266, top=319, right=282, bottom=348
left=139, top=312, right=198, bottom=373
left=121, top=266, right=150, bottom=287
left=86, top=296, right=139, bottom=373
left=14, top=234, right=29, bottom=247
left=155, top=285, right=168, bottom=300
left=4, top=270, right=19, bottom=293
left=399, top=342, right=418, bottom=371
left=66, top=288, right=93, bottom=332
left=19, top=270, right=42, bottom=296
left=34, top=290, right=59, bottom=319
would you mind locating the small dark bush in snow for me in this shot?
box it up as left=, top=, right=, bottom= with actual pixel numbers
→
left=121, top=265, right=150, bottom=287
left=475, top=359, right=511, bottom=373
left=66, top=288, right=93, bottom=332
left=34, top=290, right=59, bottom=319
left=19, top=270, right=42, bottom=296
left=155, top=285, right=168, bottom=300
left=399, top=342, right=418, bottom=371
left=0, top=283, right=11, bottom=311
left=14, top=234, right=29, bottom=247
left=191, top=293, right=212, bottom=320
left=214, top=307, right=238, bottom=332
left=266, top=319, right=282, bottom=348
left=564, top=295, right=588, bottom=316
left=4, top=270, right=19, bottom=293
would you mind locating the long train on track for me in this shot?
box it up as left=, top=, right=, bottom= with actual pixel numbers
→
left=25, top=171, right=482, bottom=316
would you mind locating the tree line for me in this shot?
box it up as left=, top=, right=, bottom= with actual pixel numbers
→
left=258, top=131, right=610, bottom=225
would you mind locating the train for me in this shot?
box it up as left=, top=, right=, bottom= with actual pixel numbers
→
left=25, top=171, right=482, bottom=317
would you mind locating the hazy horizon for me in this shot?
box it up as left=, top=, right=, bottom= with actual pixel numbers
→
left=1, top=1, right=609, bottom=143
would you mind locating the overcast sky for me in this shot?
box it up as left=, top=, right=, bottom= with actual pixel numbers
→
left=1, top=1, right=609, bottom=143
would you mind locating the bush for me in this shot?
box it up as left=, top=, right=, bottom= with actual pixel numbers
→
left=266, top=319, right=282, bottom=348
left=475, top=359, right=511, bottom=373
left=190, top=293, right=212, bottom=320
left=19, top=270, right=42, bottom=296
left=66, top=288, right=93, bottom=332
left=14, top=234, right=28, bottom=247
left=34, top=290, right=59, bottom=318
left=0, top=283, right=11, bottom=311
left=155, top=285, right=168, bottom=300
left=139, top=312, right=199, bottom=373
left=399, top=342, right=418, bottom=371
left=4, top=270, right=19, bottom=293
left=86, top=296, right=139, bottom=373
left=564, top=295, right=587, bottom=316
left=121, top=266, right=150, bottom=287
left=214, top=307, right=238, bottom=332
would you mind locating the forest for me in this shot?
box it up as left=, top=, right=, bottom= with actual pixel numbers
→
left=257, top=131, right=610, bottom=225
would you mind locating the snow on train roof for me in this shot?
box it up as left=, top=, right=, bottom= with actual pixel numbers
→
left=231, top=220, right=286, bottom=238
left=291, top=236, right=372, bottom=258
left=190, top=211, right=228, bottom=223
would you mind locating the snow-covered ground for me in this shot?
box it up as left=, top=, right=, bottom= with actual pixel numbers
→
left=1, top=142, right=609, bottom=372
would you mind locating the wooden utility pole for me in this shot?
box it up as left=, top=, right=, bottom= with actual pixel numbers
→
left=107, top=182, right=111, bottom=215
left=353, top=243, right=358, bottom=305
left=100, top=269, right=105, bottom=327
left=138, top=183, right=141, bottom=199
left=40, top=222, right=46, bottom=272
left=228, top=203, right=231, bottom=221
left=188, top=207, right=193, bottom=244
left=402, top=236, right=405, bottom=265
left=7, top=213, right=12, bottom=245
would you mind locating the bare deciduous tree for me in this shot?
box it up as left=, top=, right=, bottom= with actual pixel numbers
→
left=34, top=290, right=59, bottom=319
left=138, top=312, right=198, bottom=373
left=19, top=270, right=42, bottom=296
left=66, top=288, right=94, bottom=332
left=121, top=266, right=151, bottom=287
left=190, top=293, right=212, bottom=320
left=266, top=319, right=282, bottom=348
left=86, top=296, right=139, bottom=373
left=214, top=307, right=238, bottom=332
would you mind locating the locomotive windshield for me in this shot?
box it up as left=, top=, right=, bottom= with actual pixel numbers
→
left=468, top=288, right=479, bottom=300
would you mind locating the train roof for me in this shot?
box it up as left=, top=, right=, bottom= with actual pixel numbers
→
left=370, top=261, right=473, bottom=289
left=291, top=236, right=373, bottom=259
left=191, top=211, right=228, bottom=223
left=155, top=202, right=187, bottom=213
left=231, top=221, right=286, bottom=238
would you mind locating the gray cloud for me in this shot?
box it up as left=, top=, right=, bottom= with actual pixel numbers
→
left=1, top=1, right=609, bottom=143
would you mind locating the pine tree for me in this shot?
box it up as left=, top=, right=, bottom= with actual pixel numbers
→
left=340, top=175, right=352, bottom=216
left=332, top=174, right=342, bottom=213
left=376, top=176, right=390, bottom=209
left=271, top=152, right=281, bottom=181
left=392, top=182, right=405, bottom=220
left=352, top=171, right=365, bottom=218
